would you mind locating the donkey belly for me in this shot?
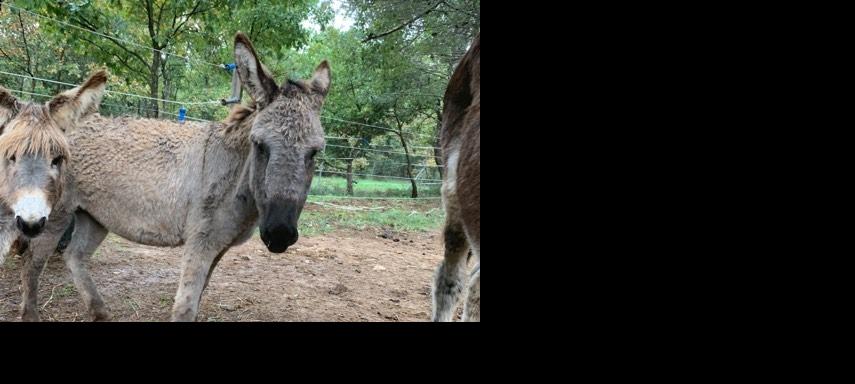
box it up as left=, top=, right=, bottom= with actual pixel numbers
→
left=73, top=167, right=191, bottom=247
left=83, top=205, right=186, bottom=247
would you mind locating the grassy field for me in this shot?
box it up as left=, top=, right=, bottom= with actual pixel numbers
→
left=299, top=197, right=445, bottom=236
left=303, top=176, right=445, bottom=236
left=310, top=176, right=441, bottom=198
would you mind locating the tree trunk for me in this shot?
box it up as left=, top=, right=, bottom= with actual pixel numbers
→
left=397, top=133, right=418, bottom=198
left=346, top=159, right=355, bottom=196
left=56, top=48, right=66, bottom=94
left=434, top=105, right=444, bottom=179
left=161, top=59, right=171, bottom=117
left=149, top=49, right=161, bottom=118
left=16, top=11, right=34, bottom=94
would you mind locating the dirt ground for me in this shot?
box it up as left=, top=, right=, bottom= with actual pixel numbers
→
left=0, top=204, right=457, bottom=322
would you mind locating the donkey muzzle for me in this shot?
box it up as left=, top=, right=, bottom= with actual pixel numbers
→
left=16, top=216, right=46, bottom=238
left=11, top=189, right=52, bottom=238
left=260, top=200, right=299, bottom=253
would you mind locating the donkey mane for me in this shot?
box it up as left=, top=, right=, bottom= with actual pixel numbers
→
left=220, top=95, right=324, bottom=148
left=221, top=104, right=256, bottom=149
left=0, top=103, right=71, bottom=160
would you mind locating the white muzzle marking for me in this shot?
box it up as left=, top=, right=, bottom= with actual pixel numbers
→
left=12, top=190, right=51, bottom=224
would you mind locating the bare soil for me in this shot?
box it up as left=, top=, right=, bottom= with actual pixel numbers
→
left=0, top=213, right=451, bottom=322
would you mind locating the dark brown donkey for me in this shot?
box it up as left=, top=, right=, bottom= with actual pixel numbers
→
left=432, top=34, right=480, bottom=322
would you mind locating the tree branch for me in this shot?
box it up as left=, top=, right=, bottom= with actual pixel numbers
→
left=15, top=10, right=33, bottom=77
left=439, top=0, right=478, bottom=19
left=156, top=0, right=167, bottom=38
left=362, top=1, right=443, bottom=43
left=77, top=35, right=148, bottom=78
left=145, top=0, right=159, bottom=48
left=72, top=13, right=151, bottom=67
left=167, top=1, right=208, bottom=43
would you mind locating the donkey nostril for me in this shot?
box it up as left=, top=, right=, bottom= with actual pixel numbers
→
left=15, top=216, right=47, bottom=237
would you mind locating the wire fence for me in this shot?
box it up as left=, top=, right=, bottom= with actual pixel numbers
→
left=4, top=81, right=445, bottom=200
left=0, top=5, right=447, bottom=201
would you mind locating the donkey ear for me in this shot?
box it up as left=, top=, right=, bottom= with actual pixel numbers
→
left=234, top=32, right=278, bottom=108
left=48, top=70, right=108, bottom=131
left=311, top=60, right=331, bottom=97
left=0, top=87, right=19, bottom=135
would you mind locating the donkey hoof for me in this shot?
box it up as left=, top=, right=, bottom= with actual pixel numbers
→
left=21, top=312, right=40, bottom=322
left=91, top=311, right=111, bottom=322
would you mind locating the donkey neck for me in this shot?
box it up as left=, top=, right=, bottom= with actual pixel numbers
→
left=204, top=119, right=253, bottom=195
left=205, top=106, right=258, bottom=219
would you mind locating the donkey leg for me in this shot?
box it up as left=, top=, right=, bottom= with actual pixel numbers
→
left=463, top=263, right=480, bottom=322
left=462, top=226, right=481, bottom=322
left=432, top=219, right=470, bottom=322
left=202, top=250, right=228, bottom=293
left=20, top=215, right=71, bottom=322
left=0, top=219, right=15, bottom=266
left=171, top=244, right=228, bottom=322
left=19, top=247, right=49, bottom=322
left=62, top=211, right=110, bottom=321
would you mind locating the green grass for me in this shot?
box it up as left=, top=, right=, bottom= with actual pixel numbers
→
left=159, top=296, right=173, bottom=308
left=310, top=176, right=441, bottom=198
left=56, top=284, right=77, bottom=298
left=298, top=199, right=445, bottom=236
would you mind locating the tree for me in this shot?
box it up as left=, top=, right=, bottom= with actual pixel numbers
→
left=346, top=0, right=480, bottom=195
left=279, top=27, right=394, bottom=195
left=1, top=5, right=102, bottom=99
left=7, top=0, right=315, bottom=118
left=0, top=0, right=478, bottom=198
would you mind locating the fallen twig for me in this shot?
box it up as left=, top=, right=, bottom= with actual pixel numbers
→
left=126, top=296, right=140, bottom=319
left=41, top=284, right=59, bottom=310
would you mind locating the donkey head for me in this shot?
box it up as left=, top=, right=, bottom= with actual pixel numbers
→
left=233, top=33, right=330, bottom=253
left=0, top=70, right=107, bottom=238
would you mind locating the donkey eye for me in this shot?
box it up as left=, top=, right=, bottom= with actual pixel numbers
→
left=52, top=156, right=63, bottom=167
left=8, top=155, right=15, bottom=163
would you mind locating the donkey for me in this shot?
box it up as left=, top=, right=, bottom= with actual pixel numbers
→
left=24, top=33, right=330, bottom=321
left=432, top=34, right=480, bottom=322
left=1, top=204, right=15, bottom=265
left=0, top=217, right=28, bottom=268
left=0, top=72, right=108, bottom=318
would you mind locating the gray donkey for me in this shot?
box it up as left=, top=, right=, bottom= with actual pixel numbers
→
left=24, top=33, right=330, bottom=321
left=1, top=205, right=16, bottom=265
left=0, top=71, right=107, bottom=281
left=432, top=34, right=480, bottom=322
